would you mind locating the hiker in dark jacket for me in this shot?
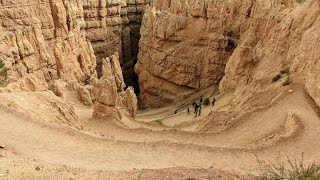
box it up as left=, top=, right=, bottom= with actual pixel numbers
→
left=187, top=107, right=190, bottom=115
left=212, top=98, right=216, bottom=106
left=194, top=103, right=199, bottom=117
left=192, top=101, right=196, bottom=113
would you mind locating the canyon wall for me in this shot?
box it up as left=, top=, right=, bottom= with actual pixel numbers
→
left=219, top=0, right=320, bottom=110
left=1, top=0, right=319, bottom=112
left=82, top=0, right=150, bottom=88
left=135, top=0, right=252, bottom=107
left=0, top=0, right=97, bottom=92
left=135, top=0, right=320, bottom=108
left=0, top=0, right=137, bottom=121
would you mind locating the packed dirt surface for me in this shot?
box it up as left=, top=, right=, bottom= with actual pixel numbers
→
left=0, top=83, right=320, bottom=179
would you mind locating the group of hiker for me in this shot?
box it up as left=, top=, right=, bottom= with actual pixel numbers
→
left=187, top=97, right=216, bottom=117
left=175, top=97, right=216, bottom=117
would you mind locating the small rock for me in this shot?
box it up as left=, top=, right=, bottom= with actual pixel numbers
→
left=0, top=153, right=6, bottom=157
left=288, top=89, right=294, bottom=93
left=0, top=145, right=5, bottom=149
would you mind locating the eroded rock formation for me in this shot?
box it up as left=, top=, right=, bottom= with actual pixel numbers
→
left=135, top=0, right=320, bottom=109
left=0, top=0, right=97, bottom=93
left=82, top=0, right=150, bottom=88
left=136, top=0, right=242, bottom=107
left=92, top=52, right=137, bottom=119
left=218, top=0, right=320, bottom=110
left=0, top=0, right=137, bottom=122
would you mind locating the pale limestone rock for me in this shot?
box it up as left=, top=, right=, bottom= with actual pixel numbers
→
left=92, top=77, right=118, bottom=106
left=136, top=2, right=234, bottom=107
left=92, top=76, right=120, bottom=119
left=93, top=52, right=137, bottom=119
left=92, top=103, right=122, bottom=120
left=0, top=71, right=49, bottom=93
left=78, top=86, right=93, bottom=106
left=83, top=0, right=150, bottom=87
left=101, top=52, right=125, bottom=91
left=49, top=80, right=67, bottom=97
left=135, top=0, right=302, bottom=108
left=119, top=86, right=138, bottom=117
left=0, top=0, right=97, bottom=92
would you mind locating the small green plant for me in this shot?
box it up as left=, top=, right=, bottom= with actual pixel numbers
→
left=296, top=0, right=305, bottom=4
left=272, top=74, right=281, bottom=83
left=203, top=98, right=210, bottom=106
left=0, top=59, right=8, bottom=86
left=135, top=173, right=142, bottom=180
left=256, top=153, right=320, bottom=180
left=155, top=120, right=163, bottom=125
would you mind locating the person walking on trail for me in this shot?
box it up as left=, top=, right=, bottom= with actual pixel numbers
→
left=187, top=107, right=190, bottom=115
left=198, top=106, right=202, bottom=116
left=194, top=103, right=199, bottom=117
left=212, top=98, right=216, bottom=106
left=192, top=101, right=196, bottom=113
left=200, top=97, right=203, bottom=105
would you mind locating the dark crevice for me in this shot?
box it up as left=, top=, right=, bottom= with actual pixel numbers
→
left=225, top=39, right=236, bottom=53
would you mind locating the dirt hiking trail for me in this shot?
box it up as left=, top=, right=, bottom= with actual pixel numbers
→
left=0, top=84, right=320, bottom=179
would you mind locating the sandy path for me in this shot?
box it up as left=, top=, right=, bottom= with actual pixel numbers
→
left=0, top=104, right=256, bottom=172
left=0, top=85, right=320, bottom=175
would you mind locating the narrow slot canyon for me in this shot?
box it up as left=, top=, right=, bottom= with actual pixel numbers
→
left=82, top=0, right=150, bottom=96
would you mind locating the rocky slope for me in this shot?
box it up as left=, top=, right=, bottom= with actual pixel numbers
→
left=135, top=0, right=320, bottom=108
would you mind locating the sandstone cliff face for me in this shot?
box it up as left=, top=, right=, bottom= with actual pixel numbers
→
left=0, top=0, right=97, bottom=92
left=82, top=0, right=150, bottom=88
left=136, top=0, right=319, bottom=108
left=92, top=52, right=137, bottom=119
left=135, top=0, right=246, bottom=107
left=219, top=0, right=320, bottom=110
left=0, top=0, right=138, bottom=122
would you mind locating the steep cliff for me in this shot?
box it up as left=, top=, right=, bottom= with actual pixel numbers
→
left=0, top=0, right=137, bottom=124
left=82, top=0, right=150, bottom=89
left=219, top=0, right=320, bottom=110
left=135, top=0, right=320, bottom=108
left=135, top=0, right=253, bottom=107
left=0, top=0, right=97, bottom=92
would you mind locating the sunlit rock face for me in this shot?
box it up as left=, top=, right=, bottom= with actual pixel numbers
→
left=135, top=0, right=320, bottom=108
left=0, top=0, right=97, bottom=92
left=82, top=0, right=150, bottom=89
